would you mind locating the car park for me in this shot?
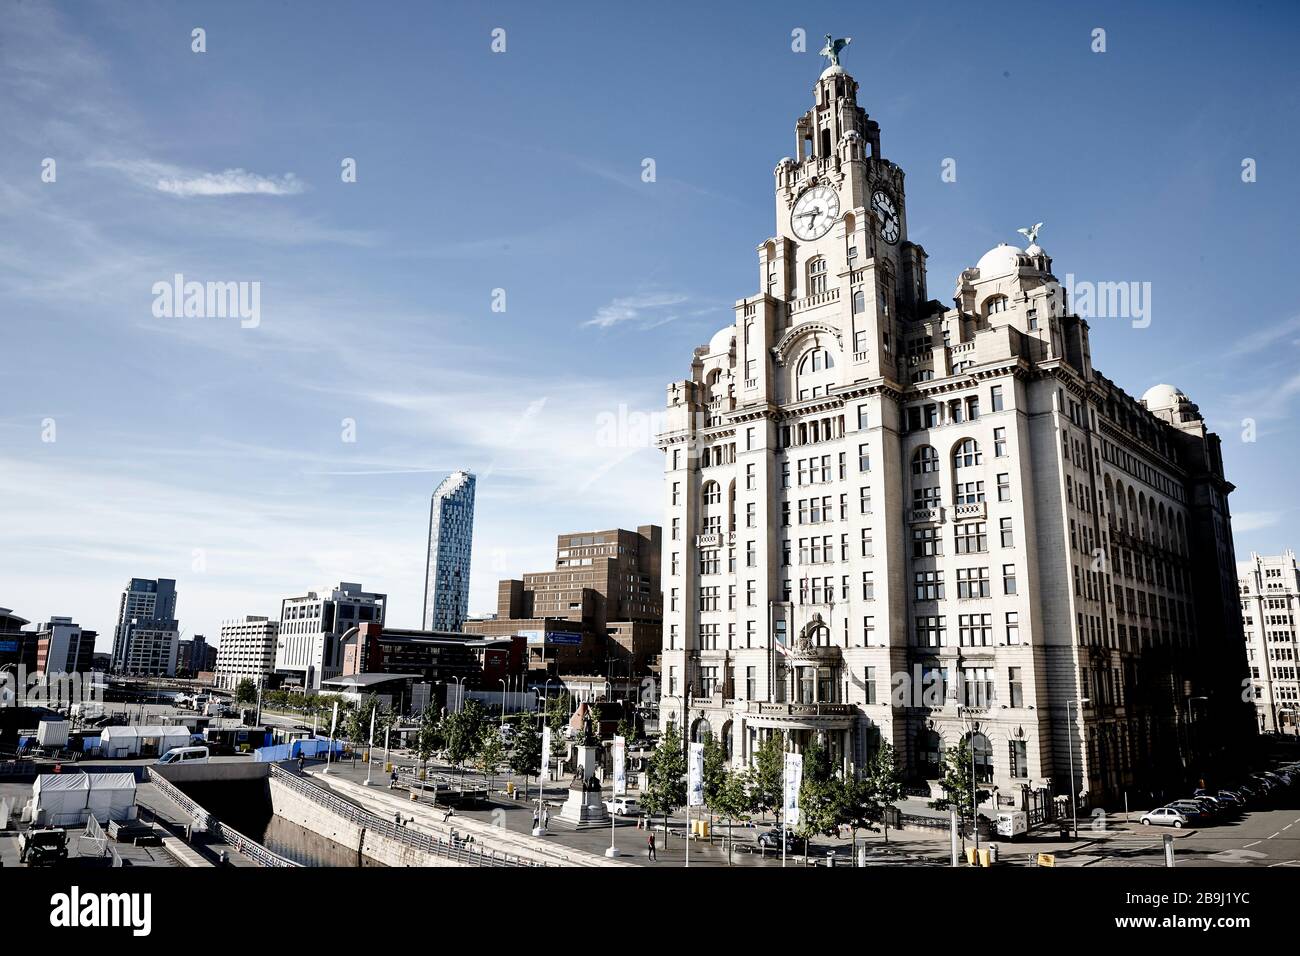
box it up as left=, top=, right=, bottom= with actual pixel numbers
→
left=1140, top=807, right=1190, bottom=828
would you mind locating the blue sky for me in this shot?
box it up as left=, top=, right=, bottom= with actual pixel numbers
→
left=2, top=0, right=1298, bottom=651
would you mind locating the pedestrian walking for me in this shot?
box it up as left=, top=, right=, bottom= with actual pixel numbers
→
left=532, top=809, right=540, bottom=830
left=542, top=806, right=549, bottom=828
left=390, top=768, right=398, bottom=789
left=647, top=832, right=657, bottom=861
left=297, top=754, right=305, bottom=773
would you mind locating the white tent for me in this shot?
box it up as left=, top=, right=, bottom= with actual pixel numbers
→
left=99, top=725, right=191, bottom=758
left=31, top=772, right=139, bottom=827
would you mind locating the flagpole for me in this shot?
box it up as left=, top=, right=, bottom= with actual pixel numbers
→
left=364, top=707, right=376, bottom=786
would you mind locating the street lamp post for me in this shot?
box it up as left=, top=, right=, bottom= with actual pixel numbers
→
left=499, top=679, right=508, bottom=726
left=1067, top=697, right=1090, bottom=839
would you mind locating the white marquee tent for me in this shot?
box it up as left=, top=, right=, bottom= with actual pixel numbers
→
left=31, top=772, right=138, bottom=827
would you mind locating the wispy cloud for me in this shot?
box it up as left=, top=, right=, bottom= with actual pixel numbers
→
left=585, top=292, right=717, bottom=330
left=1233, top=511, right=1285, bottom=534
left=97, top=159, right=305, bottom=197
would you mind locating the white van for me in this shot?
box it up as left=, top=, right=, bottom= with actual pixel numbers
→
left=157, top=746, right=210, bottom=766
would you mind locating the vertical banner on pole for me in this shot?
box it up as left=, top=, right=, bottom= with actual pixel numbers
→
left=613, top=735, right=627, bottom=797
left=783, top=752, right=803, bottom=826
left=541, top=724, right=552, bottom=781
left=688, top=742, right=705, bottom=807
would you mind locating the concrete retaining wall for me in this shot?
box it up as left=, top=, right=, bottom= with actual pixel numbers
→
left=267, top=776, right=468, bottom=867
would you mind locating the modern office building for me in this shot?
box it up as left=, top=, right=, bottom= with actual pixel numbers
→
left=422, top=470, right=476, bottom=632
left=463, top=526, right=662, bottom=676
left=119, top=619, right=179, bottom=677
left=1239, top=551, right=1300, bottom=734
left=32, top=617, right=96, bottom=675
left=656, top=48, right=1252, bottom=808
left=215, top=616, right=280, bottom=691
left=110, top=578, right=177, bottom=672
left=274, top=582, right=387, bottom=690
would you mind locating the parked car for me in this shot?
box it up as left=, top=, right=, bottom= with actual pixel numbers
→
left=604, top=797, right=641, bottom=816
left=1140, top=807, right=1190, bottom=828
left=757, top=828, right=806, bottom=853
left=1167, top=800, right=1208, bottom=822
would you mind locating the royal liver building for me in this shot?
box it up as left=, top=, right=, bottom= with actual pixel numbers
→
left=657, top=45, right=1253, bottom=808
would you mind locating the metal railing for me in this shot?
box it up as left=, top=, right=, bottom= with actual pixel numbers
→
left=268, top=765, right=543, bottom=867
left=146, top=768, right=300, bottom=868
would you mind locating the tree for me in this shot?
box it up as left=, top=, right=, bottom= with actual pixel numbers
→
left=700, top=732, right=728, bottom=807
left=710, top=768, right=754, bottom=865
left=640, top=720, right=687, bottom=839
left=476, top=726, right=505, bottom=790
left=234, top=679, right=257, bottom=706
left=343, top=693, right=388, bottom=746
left=443, top=700, right=488, bottom=783
left=863, top=743, right=905, bottom=845
left=509, top=712, right=542, bottom=801
left=929, top=738, right=990, bottom=840
left=796, top=736, right=849, bottom=842
left=414, top=705, right=444, bottom=797
left=750, top=732, right=785, bottom=820
left=615, top=715, right=635, bottom=744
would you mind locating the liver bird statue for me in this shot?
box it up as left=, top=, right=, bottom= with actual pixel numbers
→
left=1017, top=222, right=1044, bottom=245
left=819, top=34, right=852, bottom=68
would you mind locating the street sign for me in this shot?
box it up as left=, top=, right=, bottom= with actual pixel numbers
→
left=1036, top=853, right=1056, bottom=867
left=547, top=631, right=583, bottom=645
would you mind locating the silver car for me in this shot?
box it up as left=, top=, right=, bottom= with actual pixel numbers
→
left=1140, top=807, right=1190, bottom=828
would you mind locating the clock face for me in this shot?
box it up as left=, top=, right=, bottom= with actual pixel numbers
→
left=872, top=190, right=901, bottom=244
left=790, top=185, right=841, bottom=241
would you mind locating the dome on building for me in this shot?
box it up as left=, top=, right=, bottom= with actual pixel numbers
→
left=707, top=325, right=735, bottom=358
left=1141, top=383, right=1190, bottom=411
left=974, top=243, right=1024, bottom=279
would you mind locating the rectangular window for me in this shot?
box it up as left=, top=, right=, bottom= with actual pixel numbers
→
left=1000, top=517, right=1014, bottom=548
left=1009, top=740, right=1028, bottom=777
left=916, top=616, right=946, bottom=648
left=914, top=570, right=944, bottom=601
left=954, top=522, right=987, bottom=554
left=861, top=571, right=875, bottom=601
left=1003, top=563, right=1017, bottom=595
left=862, top=615, right=875, bottom=646
left=860, top=487, right=872, bottom=514
left=956, top=567, right=990, bottom=599
left=912, top=526, right=941, bottom=557
left=746, top=502, right=757, bottom=527
left=861, top=528, right=874, bottom=558
left=997, top=473, right=1011, bottom=502
left=858, top=443, right=870, bottom=472
left=745, top=666, right=756, bottom=699
left=746, top=580, right=756, bottom=607
left=1006, top=611, right=1020, bottom=644
left=1008, top=667, right=1024, bottom=708
left=671, top=517, right=680, bottom=541
left=746, top=540, right=756, bottom=567
left=991, top=385, right=1004, bottom=412
left=864, top=666, right=877, bottom=705
left=994, top=426, right=1007, bottom=458
left=746, top=463, right=756, bottom=490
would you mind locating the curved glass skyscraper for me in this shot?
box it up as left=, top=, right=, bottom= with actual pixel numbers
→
left=423, top=470, right=476, bottom=631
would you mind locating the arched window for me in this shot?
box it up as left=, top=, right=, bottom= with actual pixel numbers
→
left=912, top=445, right=939, bottom=475
left=919, top=731, right=943, bottom=778
left=968, top=732, right=994, bottom=784
left=807, top=257, right=828, bottom=295
left=983, top=295, right=1009, bottom=317
left=703, top=481, right=721, bottom=505
left=691, top=718, right=714, bottom=744
left=954, top=439, right=982, bottom=469
left=795, top=347, right=837, bottom=400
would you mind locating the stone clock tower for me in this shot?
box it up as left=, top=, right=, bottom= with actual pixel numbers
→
left=768, top=56, right=930, bottom=384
